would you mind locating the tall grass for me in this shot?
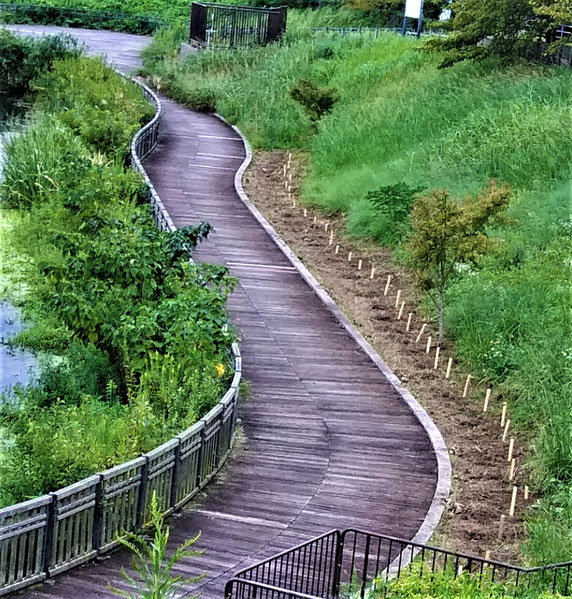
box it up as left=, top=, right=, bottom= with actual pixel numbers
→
left=144, top=30, right=572, bottom=564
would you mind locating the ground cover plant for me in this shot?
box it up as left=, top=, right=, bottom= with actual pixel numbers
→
left=142, top=25, right=572, bottom=566
left=0, top=37, right=235, bottom=506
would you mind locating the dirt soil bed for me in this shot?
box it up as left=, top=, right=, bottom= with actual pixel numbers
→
left=243, top=150, right=532, bottom=563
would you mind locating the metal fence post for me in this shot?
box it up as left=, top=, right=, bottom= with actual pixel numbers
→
left=332, top=530, right=344, bottom=598
left=195, top=425, right=205, bottom=488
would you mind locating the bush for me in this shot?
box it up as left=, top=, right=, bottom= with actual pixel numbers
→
left=290, top=77, right=337, bottom=122
left=0, top=30, right=81, bottom=96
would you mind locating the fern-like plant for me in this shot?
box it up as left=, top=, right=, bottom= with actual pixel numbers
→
left=109, top=493, right=205, bottom=599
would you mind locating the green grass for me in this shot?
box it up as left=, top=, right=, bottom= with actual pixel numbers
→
left=143, top=30, right=572, bottom=566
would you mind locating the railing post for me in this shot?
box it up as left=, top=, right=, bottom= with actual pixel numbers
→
left=136, top=457, right=149, bottom=528
left=169, top=438, right=181, bottom=510
left=92, top=475, right=103, bottom=553
left=195, top=425, right=206, bottom=488
left=42, top=495, right=55, bottom=576
left=332, top=530, right=344, bottom=598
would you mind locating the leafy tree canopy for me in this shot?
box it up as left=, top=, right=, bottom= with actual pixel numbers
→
left=424, top=0, right=557, bottom=67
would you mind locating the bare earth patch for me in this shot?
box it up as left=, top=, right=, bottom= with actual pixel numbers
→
left=243, top=150, right=532, bottom=563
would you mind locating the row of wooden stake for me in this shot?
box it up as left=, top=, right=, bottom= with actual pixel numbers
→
left=283, top=156, right=530, bottom=550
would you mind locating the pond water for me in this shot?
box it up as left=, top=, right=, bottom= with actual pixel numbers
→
left=0, top=98, right=36, bottom=396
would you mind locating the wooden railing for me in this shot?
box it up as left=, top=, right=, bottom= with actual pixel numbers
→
left=225, top=529, right=572, bottom=599
left=0, top=74, right=242, bottom=597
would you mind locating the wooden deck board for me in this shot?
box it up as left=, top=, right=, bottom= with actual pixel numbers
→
left=5, top=27, right=440, bottom=599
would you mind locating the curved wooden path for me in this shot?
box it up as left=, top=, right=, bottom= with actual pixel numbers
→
left=5, top=27, right=449, bottom=599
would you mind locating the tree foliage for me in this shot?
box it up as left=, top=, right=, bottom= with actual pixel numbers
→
left=424, top=0, right=552, bottom=67
left=407, top=180, right=511, bottom=341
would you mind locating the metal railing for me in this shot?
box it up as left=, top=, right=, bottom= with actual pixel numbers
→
left=190, top=2, right=287, bottom=49
left=226, top=529, right=572, bottom=598
left=0, top=3, right=166, bottom=34
left=0, top=71, right=242, bottom=598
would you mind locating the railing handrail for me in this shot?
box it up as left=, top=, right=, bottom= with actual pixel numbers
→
left=225, top=578, right=322, bottom=599
left=0, top=57, right=242, bottom=598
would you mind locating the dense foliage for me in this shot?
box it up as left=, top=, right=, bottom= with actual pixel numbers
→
left=0, top=29, right=80, bottom=96
left=0, top=50, right=234, bottom=506
left=143, top=30, right=572, bottom=565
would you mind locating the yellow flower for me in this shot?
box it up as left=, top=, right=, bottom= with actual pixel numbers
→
left=215, top=363, right=225, bottom=377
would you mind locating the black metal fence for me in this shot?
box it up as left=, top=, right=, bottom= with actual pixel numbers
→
left=189, top=2, right=287, bottom=48
left=226, top=529, right=572, bottom=598
left=0, top=3, right=165, bottom=34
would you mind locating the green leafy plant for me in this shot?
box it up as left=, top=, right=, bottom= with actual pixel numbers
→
left=109, top=493, right=204, bottom=599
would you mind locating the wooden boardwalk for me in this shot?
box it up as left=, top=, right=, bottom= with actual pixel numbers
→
left=5, top=27, right=448, bottom=599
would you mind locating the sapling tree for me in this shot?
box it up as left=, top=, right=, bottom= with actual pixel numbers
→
left=407, top=180, right=511, bottom=343
left=109, top=493, right=204, bottom=599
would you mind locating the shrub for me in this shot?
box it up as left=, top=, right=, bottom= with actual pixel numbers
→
left=0, top=30, right=81, bottom=96
left=290, top=77, right=337, bottom=122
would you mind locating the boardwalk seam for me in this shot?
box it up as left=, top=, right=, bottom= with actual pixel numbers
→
left=215, top=113, right=452, bottom=564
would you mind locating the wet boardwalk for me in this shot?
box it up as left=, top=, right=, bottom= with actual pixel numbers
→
left=4, top=27, right=448, bottom=599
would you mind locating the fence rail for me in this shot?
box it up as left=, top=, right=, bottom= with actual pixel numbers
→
left=0, top=73, right=242, bottom=598
left=227, top=529, right=572, bottom=598
left=0, top=3, right=165, bottom=34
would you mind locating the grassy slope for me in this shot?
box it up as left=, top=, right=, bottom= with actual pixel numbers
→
left=145, top=29, right=572, bottom=564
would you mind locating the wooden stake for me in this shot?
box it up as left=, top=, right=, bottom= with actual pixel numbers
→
left=329, top=231, right=334, bottom=246
left=434, top=346, right=440, bottom=370
left=383, top=275, right=392, bottom=296
left=445, top=357, right=453, bottom=379
left=415, top=323, right=427, bottom=343
left=285, top=179, right=289, bottom=190
left=509, top=486, right=518, bottom=517
left=335, top=244, right=339, bottom=255
left=498, top=515, right=506, bottom=540
left=395, top=289, right=401, bottom=309
left=485, top=551, right=491, bottom=561
left=370, top=266, right=375, bottom=280
left=507, top=438, right=514, bottom=462
left=324, top=222, right=329, bottom=232
left=304, top=208, right=307, bottom=217
left=358, top=259, right=363, bottom=271
left=287, top=152, right=291, bottom=167
left=397, top=302, right=405, bottom=320
left=313, top=216, right=317, bottom=225
left=524, top=485, right=529, bottom=500
left=406, top=313, right=413, bottom=332
left=348, top=251, right=352, bottom=262
left=509, top=458, right=516, bottom=481
left=483, top=388, right=491, bottom=412
left=425, top=335, right=432, bottom=354
left=283, top=164, right=287, bottom=178
left=462, top=375, right=471, bottom=398
left=500, top=402, right=507, bottom=427
left=288, top=172, right=292, bottom=185
left=502, top=419, right=510, bottom=442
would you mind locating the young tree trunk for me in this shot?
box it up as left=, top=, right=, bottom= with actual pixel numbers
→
left=437, top=289, right=444, bottom=344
